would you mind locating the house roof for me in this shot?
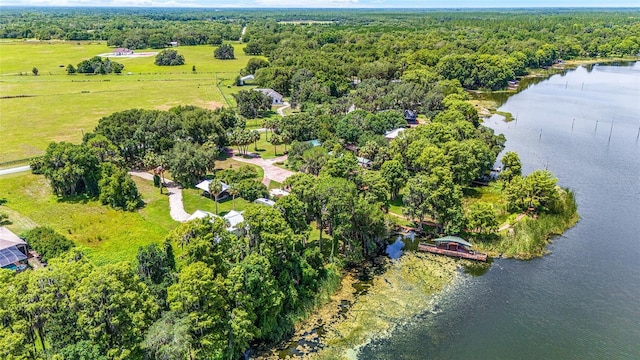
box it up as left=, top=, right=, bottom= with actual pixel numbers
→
left=223, top=210, right=245, bottom=230
left=434, top=236, right=473, bottom=248
left=187, top=210, right=216, bottom=222
left=269, top=189, right=290, bottom=197
left=356, top=156, right=372, bottom=165
left=254, top=198, right=276, bottom=207
left=240, top=74, right=255, bottom=81
left=384, top=128, right=406, bottom=140
left=254, top=88, right=283, bottom=100
left=113, top=48, right=132, bottom=53
left=0, top=227, right=26, bottom=251
left=195, top=180, right=229, bottom=194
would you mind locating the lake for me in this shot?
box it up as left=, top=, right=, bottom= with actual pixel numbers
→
left=360, top=62, right=640, bottom=359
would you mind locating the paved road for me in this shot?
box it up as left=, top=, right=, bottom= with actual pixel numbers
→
left=0, top=165, right=31, bottom=176
left=129, top=171, right=191, bottom=222
left=276, top=102, right=291, bottom=117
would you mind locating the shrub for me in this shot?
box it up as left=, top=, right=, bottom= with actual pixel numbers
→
left=154, top=49, right=185, bottom=66
left=98, top=163, right=143, bottom=211
left=22, top=226, right=75, bottom=262
left=214, top=44, right=235, bottom=60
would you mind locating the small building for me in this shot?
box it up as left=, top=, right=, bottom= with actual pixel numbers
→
left=186, top=210, right=245, bottom=236
left=269, top=188, right=290, bottom=198
left=254, top=88, right=284, bottom=105
left=356, top=156, right=372, bottom=168
left=384, top=128, right=406, bottom=141
left=195, top=180, right=230, bottom=199
left=224, top=210, right=245, bottom=235
left=254, top=198, right=276, bottom=207
left=0, top=227, right=28, bottom=272
left=404, top=109, right=418, bottom=124
left=169, top=41, right=179, bottom=47
left=113, top=48, right=134, bottom=56
left=238, top=74, right=255, bottom=86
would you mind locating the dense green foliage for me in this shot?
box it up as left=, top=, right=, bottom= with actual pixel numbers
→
left=154, top=49, right=185, bottom=66
left=75, top=56, right=124, bottom=75
left=38, top=142, right=101, bottom=197
left=21, top=226, right=75, bottom=262
left=98, top=163, right=143, bottom=211
left=233, top=90, right=272, bottom=118
left=214, top=44, right=235, bottom=60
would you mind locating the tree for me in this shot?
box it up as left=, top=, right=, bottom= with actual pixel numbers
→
left=499, top=151, right=522, bottom=184
left=214, top=44, right=235, bottom=60
left=98, top=163, right=142, bottom=211
left=154, top=49, right=185, bottom=66
left=137, top=241, right=176, bottom=308
left=403, top=168, right=464, bottom=234
left=380, top=159, right=407, bottom=200
left=229, top=128, right=254, bottom=156
left=208, top=179, right=224, bottom=215
left=167, top=262, right=229, bottom=358
left=32, top=67, right=38, bottom=76
left=465, top=202, right=499, bottom=236
left=22, top=226, right=75, bottom=262
left=275, top=194, right=310, bottom=238
left=66, top=64, right=76, bottom=74
left=227, top=183, right=239, bottom=211
left=72, top=263, right=159, bottom=357
left=167, top=142, right=217, bottom=187
left=142, top=311, right=192, bottom=360
left=233, top=90, right=271, bottom=119
left=242, top=57, right=269, bottom=76
left=38, top=142, right=101, bottom=197
left=269, top=134, right=282, bottom=156
left=504, top=170, right=560, bottom=213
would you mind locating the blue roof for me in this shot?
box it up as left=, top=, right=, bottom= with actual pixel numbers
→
left=306, top=139, right=322, bottom=147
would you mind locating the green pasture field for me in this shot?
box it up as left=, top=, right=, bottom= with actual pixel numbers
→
left=0, top=172, right=178, bottom=266
left=0, top=40, right=257, bottom=163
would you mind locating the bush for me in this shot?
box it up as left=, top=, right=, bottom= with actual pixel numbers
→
left=98, top=163, right=143, bottom=211
left=22, top=226, right=75, bottom=262
left=154, top=49, right=185, bottom=66
left=236, top=179, right=268, bottom=202
left=214, top=44, right=235, bottom=60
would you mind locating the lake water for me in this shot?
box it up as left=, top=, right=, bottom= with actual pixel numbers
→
left=361, top=62, right=640, bottom=359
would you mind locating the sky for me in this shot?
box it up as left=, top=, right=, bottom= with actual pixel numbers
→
left=4, top=0, right=640, bottom=8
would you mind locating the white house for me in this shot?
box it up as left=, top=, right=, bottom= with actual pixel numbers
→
left=113, top=48, right=134, bottom=56
left=269, top=188, right=290, bottom=198
left=254, top=88, right=284, bottom=105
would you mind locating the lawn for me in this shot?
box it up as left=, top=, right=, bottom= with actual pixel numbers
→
left=230, top=131, right=289, bottom=159
left=0, top=172, right=178, bottom=266
left=0, top=41, right=259, bottom=163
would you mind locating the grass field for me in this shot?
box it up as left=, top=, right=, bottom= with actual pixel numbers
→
left=0, top=172, right=178, bottom=265
left=0, top=40, right=260, bottom=163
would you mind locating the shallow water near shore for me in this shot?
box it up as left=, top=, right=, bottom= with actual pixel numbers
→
left=359, top=62, right=640, bottom=359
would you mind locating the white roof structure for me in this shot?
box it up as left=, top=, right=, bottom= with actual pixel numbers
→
left=223, top=210, right=245, bottom=232
left=186, top=210, right=216, bottom=222
left=254, top=198, right=276, bottom=207
left=195, top=180, right=229, bottom=194
left=384, top=128, right=406, bottom=140
left=240, top=74, right=255, bottom=81
left=0, top=227, right=26, bottom=251
left=254, top=88, right=284, bottom=101
left=0, top=227, right=28, bottom=269
left=269, top=189, right=290, bottom=198
left=186, top=210, right=245, bottom=234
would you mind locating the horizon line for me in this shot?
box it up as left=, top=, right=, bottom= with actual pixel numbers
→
left=2, top=5, right=640, bottom=9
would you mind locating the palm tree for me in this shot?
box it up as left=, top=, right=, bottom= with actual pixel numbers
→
left=227, top=184, right=239, bottom=211
left=250, top=130, right=261, bottom=151
left=208, top=179, right=224, bottom=215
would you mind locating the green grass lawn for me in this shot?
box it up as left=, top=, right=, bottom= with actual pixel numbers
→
left=0, top=172, right=177, bottom=266
left=230, top=131, right=289, bottom=159
left=0, top=41, right=257, bottom=163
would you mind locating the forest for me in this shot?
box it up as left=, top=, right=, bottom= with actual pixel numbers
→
left=0, top=7, right=628, bottom=360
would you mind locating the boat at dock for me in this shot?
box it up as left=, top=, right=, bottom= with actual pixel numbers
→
left=418, top=236, right=488, bottom=262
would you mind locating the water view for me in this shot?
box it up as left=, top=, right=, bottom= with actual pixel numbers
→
left=361, top=62, right=640, bottom=359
